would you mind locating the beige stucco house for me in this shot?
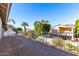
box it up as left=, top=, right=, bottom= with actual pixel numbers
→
left=50, top=24, right=75, bottom=40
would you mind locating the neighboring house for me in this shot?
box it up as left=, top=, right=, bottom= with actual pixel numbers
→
left=0, top=3, right=11, bottom=39
left=50, top=24, right=75, bottom=40
left=26, top=28, right=34, bottom=32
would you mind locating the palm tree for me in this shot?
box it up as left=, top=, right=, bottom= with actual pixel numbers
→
left=8, top=18, right=15, bottom=24
left=21, top=22, right=29, bottom=32
left=6, top=18, right=15, bottom=30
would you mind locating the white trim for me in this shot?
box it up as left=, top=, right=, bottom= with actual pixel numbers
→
left=0, top=17, right=2, bottom=39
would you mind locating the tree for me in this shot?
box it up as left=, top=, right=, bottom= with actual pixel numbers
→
left=6, top=18, right=15, bottom=31
left=41, top=19, right=48, bottom=24
left=34, top=19, right=51, bottom=35
left=21, top=22, right=29, bottom=32
left=35, top=22, right=41, bottom=35
left=14, top=27, right=22, bottom=34
left=8, top=18, right=15, bottom=24
left=75, top=19, right=79, bottom=33
left=42, top=23, right=51, bottom=35
left=34, top=21, right=40, bottom=26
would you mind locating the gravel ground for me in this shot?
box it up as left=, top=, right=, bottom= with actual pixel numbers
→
left=0, top=35, right=76, bottom=56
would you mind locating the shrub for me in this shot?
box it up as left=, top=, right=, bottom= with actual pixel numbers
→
left=65, top=42, right=79, bottom=53
left=66, top=43, right=74, bottom=50
left=21, top=31, right=27, bottom=37
left=73, top=46, right=79, bottom=53
left=52, top=37, right=64, bottom=47
left=27, top=30, right=39, bottom=39
left=14, top=27, right=22, bottom=34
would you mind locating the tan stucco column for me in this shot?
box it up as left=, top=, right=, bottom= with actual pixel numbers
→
left=0, top=17, right=2, bottom=39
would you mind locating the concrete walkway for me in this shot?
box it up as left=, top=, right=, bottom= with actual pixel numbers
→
left=0, top=35, right=76, bottom=56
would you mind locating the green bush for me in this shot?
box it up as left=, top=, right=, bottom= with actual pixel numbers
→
left=52, top=37, right=64, bottom=47
left=14, top=27, right=22, bottom=34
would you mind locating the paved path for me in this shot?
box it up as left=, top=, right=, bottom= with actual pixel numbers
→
left=0, top=35, right=76, bottom=56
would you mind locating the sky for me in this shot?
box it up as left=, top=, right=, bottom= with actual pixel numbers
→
left=9, top=3, right=79, bottom=29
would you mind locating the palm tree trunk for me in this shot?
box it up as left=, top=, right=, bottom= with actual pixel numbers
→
left=24, top=26, right=26, bottom=32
